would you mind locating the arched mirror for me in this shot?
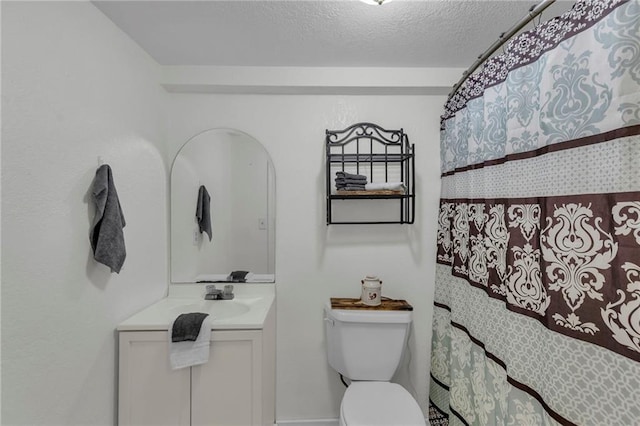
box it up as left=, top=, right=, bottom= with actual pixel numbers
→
left=171, top=128, right=275, bottom=283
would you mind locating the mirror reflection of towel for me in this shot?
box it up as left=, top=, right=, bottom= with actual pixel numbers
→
left=196, top=185, right=212, bottom=241
left=90, top=164, right=126, bottom=273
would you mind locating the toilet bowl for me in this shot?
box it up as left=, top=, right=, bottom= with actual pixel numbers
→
left=340, top=382, right=425, bottom=426
left=324, top=302, right=426, bottom=426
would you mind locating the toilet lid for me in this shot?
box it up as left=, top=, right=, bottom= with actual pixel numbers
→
left=341, top=382, right=425, bottom=426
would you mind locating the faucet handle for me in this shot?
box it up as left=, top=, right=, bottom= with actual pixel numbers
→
left=204, top=284, right=231, bottom=300
left=221, top=285, right=234, bottom=300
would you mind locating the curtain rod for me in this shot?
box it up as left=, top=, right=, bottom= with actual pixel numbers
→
left=447, top=0, right=557, bottom=99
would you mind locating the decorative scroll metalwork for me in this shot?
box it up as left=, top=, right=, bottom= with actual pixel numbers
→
left=326, top=122, right=404, bottom=147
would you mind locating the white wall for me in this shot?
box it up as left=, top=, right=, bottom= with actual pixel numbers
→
left=1, top=2, right=167, bottom=425
left=166, top=94, right=444, bottom=422
left=2, top=3, right=446, bottom=423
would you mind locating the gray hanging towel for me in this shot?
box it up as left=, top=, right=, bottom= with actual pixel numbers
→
left=90, top=164, right=126, bottom=273
left=171, top=312, right=210, bottom=342
left=196, top=185, right=212, bottom=241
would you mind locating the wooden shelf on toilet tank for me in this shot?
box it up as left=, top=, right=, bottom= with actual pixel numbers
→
left=331, top=297, right=413, bottom=311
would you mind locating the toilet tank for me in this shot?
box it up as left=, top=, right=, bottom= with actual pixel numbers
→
left=324, top=302, right=412, bottom=381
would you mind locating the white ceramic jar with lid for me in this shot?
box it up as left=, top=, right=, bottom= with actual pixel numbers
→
left=360, top=275, right=382, bottom=306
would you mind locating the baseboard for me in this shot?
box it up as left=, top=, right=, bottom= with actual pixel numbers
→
left=275, top=419, right=339, bottom=426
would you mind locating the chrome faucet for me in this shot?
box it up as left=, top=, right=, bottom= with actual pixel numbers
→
left=204, top=284, right=234, bottom=300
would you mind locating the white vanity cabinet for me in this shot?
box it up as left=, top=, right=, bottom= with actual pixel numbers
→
left=118, top=301, right=275, bottom=426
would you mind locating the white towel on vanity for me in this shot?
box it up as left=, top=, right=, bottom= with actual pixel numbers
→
left=168, top=314, right=212, bottom=370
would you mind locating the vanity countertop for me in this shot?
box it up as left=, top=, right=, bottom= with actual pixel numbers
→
left=117, top=283, right=275, bottom=331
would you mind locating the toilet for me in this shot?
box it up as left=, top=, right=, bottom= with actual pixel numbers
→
left=324, top=302, right=426, bottom=426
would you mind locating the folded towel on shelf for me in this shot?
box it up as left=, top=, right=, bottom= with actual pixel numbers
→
left=90, top=164, right=126, bottom=273
left=365, top=182, right=406, bottom=192
left=336, top=182, right=366, bottom=188
left=338, top=185, right=367, bottom=191
left=335, top=171, right=368, bottom=190
left=336, top=181, right=366, bottom=187
left=335, top=171, right=367, bottom=181
left=169, top=313, right=212, bottom=369
left=196, top=185, right=212, bottom=241
left=335, top=177, right=367, bottom=183
left=335, top=178, right=368, bottom=185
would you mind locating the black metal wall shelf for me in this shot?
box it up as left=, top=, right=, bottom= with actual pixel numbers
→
left=327, top=153, right=412, bottom=163
left=325, top=122, right=415, bottom=225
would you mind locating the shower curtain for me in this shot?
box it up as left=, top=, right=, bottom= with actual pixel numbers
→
left=429, top=0, right=640, bottom=425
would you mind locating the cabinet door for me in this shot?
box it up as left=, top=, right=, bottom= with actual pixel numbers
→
left=118, top=332, right=190, bottom=426
left=191, top=330, right=262, bottom=426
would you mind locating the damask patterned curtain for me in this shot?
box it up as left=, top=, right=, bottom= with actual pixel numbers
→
left=429, top=1, right=640, bottom=424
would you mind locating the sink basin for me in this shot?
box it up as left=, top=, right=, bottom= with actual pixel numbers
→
left=169, top=299, right=251, bottom=320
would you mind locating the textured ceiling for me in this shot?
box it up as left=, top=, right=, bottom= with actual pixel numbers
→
left=93, top=0, right=574, bottom=68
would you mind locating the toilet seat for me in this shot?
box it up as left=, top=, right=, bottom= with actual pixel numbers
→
left=340, top=382, right=425, bottom=426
